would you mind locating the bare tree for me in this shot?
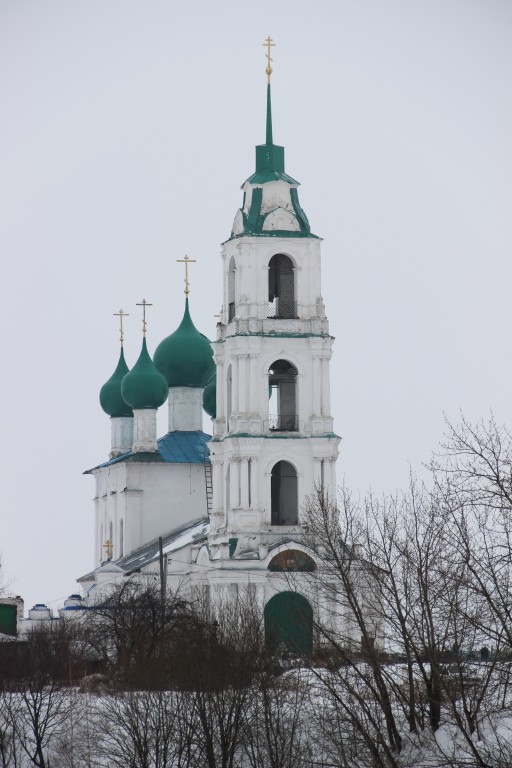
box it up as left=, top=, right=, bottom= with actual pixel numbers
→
left=1, top=677, right=69, bottom=768
left=179, top=590, right=263, bottom=768
left=301, top=459, right=512, bottom=768
left=83, top=577, right=189, bottom=687
left=95, top=689, right=197, bottom=768
left=299, top=489, right=406, bottom=767
left=243, top=665, right=314, bottom=768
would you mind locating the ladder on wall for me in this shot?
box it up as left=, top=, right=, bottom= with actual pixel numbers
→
left=204, top=459, right=213, bottom=517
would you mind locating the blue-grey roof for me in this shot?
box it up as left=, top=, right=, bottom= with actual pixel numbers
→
left=85, top=431, right=211, bottom=473
left=76, top=518, right=210, bottom=583
left=118, top=516, right=209, bottom=573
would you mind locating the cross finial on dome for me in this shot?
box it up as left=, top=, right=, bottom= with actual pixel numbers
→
left=177, top=255, right=197, bottom=296
left=103, top=539, right=113, bottom=560
left=263, top=35, right=275, bottom=84
left=113, top=308, right=129, bottom=344
left=136, top=299, right=153, bottom=336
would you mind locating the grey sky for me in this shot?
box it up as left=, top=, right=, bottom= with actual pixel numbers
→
left=1, top=0, right=511, bottom=611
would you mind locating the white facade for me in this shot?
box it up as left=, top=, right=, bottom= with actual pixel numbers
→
left=90, top=460, right=207, bottom=567
left=209, top=230, right=340, bottom=559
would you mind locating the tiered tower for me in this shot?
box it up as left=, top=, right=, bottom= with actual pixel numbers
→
left=209, top=42, right=340, bottom=561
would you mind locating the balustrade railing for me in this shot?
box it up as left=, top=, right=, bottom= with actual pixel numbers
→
left=267, top=300, right=297, bottom=319
left=269, top=414, right=299, bottom=432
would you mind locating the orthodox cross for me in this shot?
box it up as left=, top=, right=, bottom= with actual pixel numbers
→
left=263, top=35, right=275, bottom=83
left=136, top=298, right=153, bottom=336
left=177, top=255, right=196, bottom=296
left=103, top=539, right=113, bottom=560
left=113, top=308, right=129, bottom=344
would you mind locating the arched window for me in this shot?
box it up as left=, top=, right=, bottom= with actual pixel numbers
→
left=264, top=592, right=313, bottom=653
left=271, top=461, right=298, bottom=525
left=119, top=519, right=124, bottom=558
left=228, top=256, right=236, bottom=321
left=268, top=254, right=295, bottom=319
left=268, top=360, right=298, bottom=431
left=99, top=522, right=103, bottom=562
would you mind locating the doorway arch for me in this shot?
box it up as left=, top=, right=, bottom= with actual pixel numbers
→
left=264, top=592, right=313, bottom=653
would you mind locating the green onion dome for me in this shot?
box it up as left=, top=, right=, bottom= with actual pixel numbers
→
left=203, top=374, right=216, bottom=418
left=121, top=338, right=168, bottom=410
left=99, top=347, right=133, bottom=418
left=154, top=299, right=215, bottom=388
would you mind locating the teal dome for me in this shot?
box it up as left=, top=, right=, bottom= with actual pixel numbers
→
left=154, top=299, right=215, bottom=388
left=100, top=348, right=133, bottom=418
left=121, top=338, right=168, bottom=410
left=203, top=375, right=216, bottom=418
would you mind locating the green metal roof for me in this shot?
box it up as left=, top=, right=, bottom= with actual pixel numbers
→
left=232, top=83, right=316, bottom=239
left=121, top=338, right=168, bottom=410
left=203, top=374, right=216, bottom=418
left=154, top=299, right=215, bottom=388
left=99, top=346, right=133, bottom=418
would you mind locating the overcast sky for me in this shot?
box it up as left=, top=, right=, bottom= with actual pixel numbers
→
left=1, top=0, right=511, bottom=613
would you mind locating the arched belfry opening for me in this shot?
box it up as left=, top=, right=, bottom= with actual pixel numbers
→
left=271, top=460, right=298, bottom=525
left=228, top=256, right=236, bottom=321
left=264, top=592, right=313, bottom=654
left=268, top=360, right=298, bottom=432
left=268, top=254, right=296, bottom=319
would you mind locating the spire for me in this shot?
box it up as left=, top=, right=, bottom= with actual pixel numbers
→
left=266, top=83, right=273, bottom=145
left=263, top=36, right=275, bottom=144
left=253, top=37, right=286, bottom=177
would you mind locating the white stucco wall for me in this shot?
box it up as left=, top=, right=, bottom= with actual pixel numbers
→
left=92, top=460, right=208, bottom=567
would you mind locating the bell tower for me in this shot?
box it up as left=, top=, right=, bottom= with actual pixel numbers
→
left=209, top=41, right=340, bottom=560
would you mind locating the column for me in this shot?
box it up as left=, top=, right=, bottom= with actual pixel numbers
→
left=238, top=355, right=247, bottom=415
left=250, top=457, right=258, bottom=509
left=216, top=361, right=225, bottom=419
left=212, top=459, right=223, bottom=513
left=230, top=457, right=240, bottom=509
left=330, top=457, right=337, bottom=496
left=313, top=457, right=323, bottom=491
left=321, top=358, right=330, bottom=416
left=312, top=357, right=321, bottom=416
left=249, top=354, right=259, bottom=416
left=231, top=357, right=239, bottom=417
left=240, top=458, right=249, bottom=509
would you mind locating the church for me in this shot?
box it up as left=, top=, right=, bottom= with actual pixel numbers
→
left=71, top=43, right=345, bottom=652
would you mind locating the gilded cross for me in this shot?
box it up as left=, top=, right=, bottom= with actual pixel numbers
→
left=136, top=299, right=153, bottom=336
left=177, top=255, right=197, bottom=296
left=113, top=308, right=129, bottom=344
left=263, top=35, right=275, bottom=83
left=103, top=539, right=113, bottom=560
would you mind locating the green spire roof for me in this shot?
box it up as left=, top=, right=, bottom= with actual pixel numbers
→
left=154, top=299, right=215, bottom=389
left=245, top=83, right=299, bottom=186
left=230, top=69, right=317, bottom=240
left=99, top=347, right=133, bottom=418
left=203, top=374, right=216, bottom=418
left=121, top=338, right=168, bottom=410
